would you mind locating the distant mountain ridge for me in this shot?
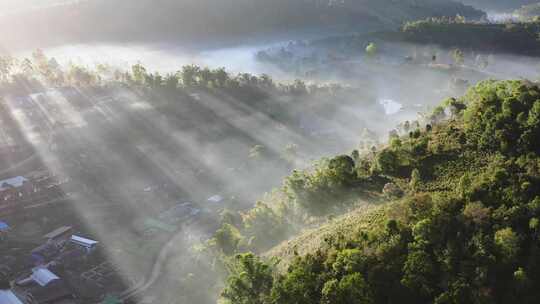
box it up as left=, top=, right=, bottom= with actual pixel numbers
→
left=0, top=0, right=484, bottom=50
left=460, top=0, right=538, bottom=11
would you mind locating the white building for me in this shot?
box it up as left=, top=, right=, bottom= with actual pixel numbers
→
left=70, top=235, right=98, bottom=252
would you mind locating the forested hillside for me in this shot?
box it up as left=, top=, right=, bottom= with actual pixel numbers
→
left=461, top=0, right=537, bottom=11
left=401, top=17, right=540, bottom=55
left=515, top=3, right=540, bottom=20
left=219, top=80, right=540, bottom=303
left=0, top=0, right=484, bottom=50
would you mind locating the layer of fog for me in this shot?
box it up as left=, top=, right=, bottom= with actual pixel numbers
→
left=25, top=42, right=438, bottom=144
left=17, top=39, right=540, bottom=168
left=22, top=43, right=289, bottom=79
left=486, top=11, right=519, bottom=22
left=1, top=40, right=419, bottom=302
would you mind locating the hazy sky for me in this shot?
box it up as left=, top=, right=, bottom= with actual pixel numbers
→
left=0, top=0, right=88, bottom=15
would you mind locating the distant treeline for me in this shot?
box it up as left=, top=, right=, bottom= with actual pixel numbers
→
left=0, top=0, right=484, bottom=50
left=515, top=3, right=540, bottom=20
left=461, top=0, right=537, bottom=10
left=401, top=18, right=540, bottom=56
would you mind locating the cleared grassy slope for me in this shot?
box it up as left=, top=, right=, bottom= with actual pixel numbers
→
left=266, top=203, right=386, bottom=268
left=266, top=119, right=498, bottom=269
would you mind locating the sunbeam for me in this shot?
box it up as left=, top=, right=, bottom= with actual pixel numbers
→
left=2, top=1, right=540, bottom=303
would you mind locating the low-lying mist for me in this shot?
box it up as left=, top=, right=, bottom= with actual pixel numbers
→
left=0, top=42, right=435, bottom=302
left=28, top=43, right=287, bottom=79
left=2, top=6, right=540, bottom=301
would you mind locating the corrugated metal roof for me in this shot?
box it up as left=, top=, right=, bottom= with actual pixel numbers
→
left=0, top=176, right=27, bottom=191
left=70, top=235, right=98, bottom=247
left=0, top=221, right=9, bottom=231
left=0, top=290, right=23, bottom=304
left=43, top=226, right=72, bottom=239
left=31, top=267, right=60, bottom=287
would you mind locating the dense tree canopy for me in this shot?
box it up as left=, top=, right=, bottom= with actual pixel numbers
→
left=221, top=80, right=540, bottom=304
left=463, top=80, right=540, bottom=155
left=402, top=18, right=540, bottom=56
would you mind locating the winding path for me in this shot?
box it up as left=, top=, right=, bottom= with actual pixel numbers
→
left=118, top=228, right=186, bottom=301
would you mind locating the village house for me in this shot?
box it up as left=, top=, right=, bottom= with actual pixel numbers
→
left=69, top=235, right=98, bottom=253
left=0, top=176, right=37, bottom=216
left=0, top=176, right=31, bottom=201
left=43, top=226, right=73, bottom=245
left=22, top=280, right=73, bottom=304
left=30, top=268, right=59, bottom=287
left=30, top=242, right=62, bottom=266
left=51, top=246, right=87, bottom=269
left=0, top=220, right=10, bottom=240
left=14, top=267, right=74, bottom=304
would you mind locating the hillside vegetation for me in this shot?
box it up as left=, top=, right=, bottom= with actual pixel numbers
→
left=515, top=3, right=540, bottom=21
left=461, top=0, right=537, bottom=11
left=401, top=17, right=540, bottom=56
left=220, top=79, right=540, bottom=304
